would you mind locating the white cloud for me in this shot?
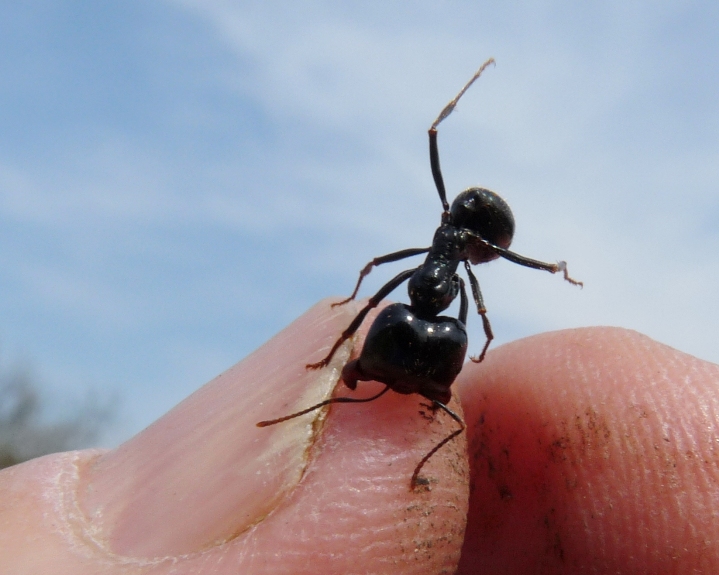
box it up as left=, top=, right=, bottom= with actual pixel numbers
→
left=1, top=1, right=717, bottom=443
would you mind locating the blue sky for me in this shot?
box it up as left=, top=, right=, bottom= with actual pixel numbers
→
left=1, top=1, right=718, bottom=445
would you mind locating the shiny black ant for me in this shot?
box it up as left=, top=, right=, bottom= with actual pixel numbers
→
left=257, top=58, right=581, bottom=490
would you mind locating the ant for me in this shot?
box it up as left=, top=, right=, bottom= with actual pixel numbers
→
left=257, top=58, right=582, bottom=490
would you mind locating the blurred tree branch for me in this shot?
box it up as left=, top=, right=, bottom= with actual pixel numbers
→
left=0, top=365, right=112, bottom=469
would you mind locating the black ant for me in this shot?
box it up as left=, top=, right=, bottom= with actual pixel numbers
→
left=257, top=58, right=581, bottom=490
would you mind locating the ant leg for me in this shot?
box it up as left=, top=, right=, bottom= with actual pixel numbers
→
left=307, top=267, right=418, bottom=370
left=257, top=385, right=390, bottom=427
left=457, top=275, right=468, bottom=325
left=418, top=402, right=435, bottom=422
left=428, top=128, right=450, bottom=213
left=429, top=58, right=496, bottom=215
left=463, top=261, right=494, bottom=363
left=468, top=233, right=583, bottom=287
left=430, top=58, right=496, bottom=131
left=332, top=247, right=430, bottom=308
left=411, top=399, right=466, bottom=490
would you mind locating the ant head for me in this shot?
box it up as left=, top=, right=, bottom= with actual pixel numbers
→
left=449, top=187, right=515, bottom=264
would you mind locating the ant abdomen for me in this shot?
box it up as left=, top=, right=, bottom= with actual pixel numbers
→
left=341, top=303, right=467, bottom=405
left=450, top=187, right=515, bottom=264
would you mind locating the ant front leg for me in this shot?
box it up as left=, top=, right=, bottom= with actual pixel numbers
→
left=306, top=267, right=418, bottom=370
left=468, top=232, right=583, bottom=287
left=428, top=128, right=450, bottom=214
left=463, top=261, right=494, bottom=363
left=332, top=247, right=430, bottom=308
left=429, top=58, right=496, bottom=215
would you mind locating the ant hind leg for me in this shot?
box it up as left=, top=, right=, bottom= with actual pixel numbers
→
left=411, top=399, right=466, bottom=490
left=257, top=385, right=390, bottom=428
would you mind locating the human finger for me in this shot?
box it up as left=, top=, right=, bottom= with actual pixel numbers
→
left=0, top=300, right=469, bottom=574
left=455, top=327, right=719, bottom=574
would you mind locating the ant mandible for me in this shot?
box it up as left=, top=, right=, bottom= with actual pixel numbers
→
left=257, top=58, right=582, bottom=490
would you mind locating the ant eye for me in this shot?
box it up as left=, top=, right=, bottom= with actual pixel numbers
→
left=449, top=188, right=514, bottom=259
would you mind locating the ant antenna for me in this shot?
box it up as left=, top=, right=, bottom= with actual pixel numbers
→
left=431, top=58, right=496, bottom=130
left=257, top=385, right=390, bottom=427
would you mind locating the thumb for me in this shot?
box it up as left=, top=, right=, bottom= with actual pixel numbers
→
left=0, top=300, right=469, bottom=574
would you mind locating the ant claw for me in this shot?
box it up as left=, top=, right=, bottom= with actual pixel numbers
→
left=305, top=360, right=328, bottom=370
left=410, top=475, right=431, bottom=492
left=557, top=261, right=583, bottom=288
left=418, top=401, right=439, bottom=420
left=418, top=410, right=434, bottom=421
left=330, top=298, right=352, bottom=308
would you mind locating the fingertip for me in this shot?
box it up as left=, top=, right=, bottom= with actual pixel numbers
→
left=456, top=327, right=719, bottom=573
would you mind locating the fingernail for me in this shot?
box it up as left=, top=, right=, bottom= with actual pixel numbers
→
left=77, top=300, right=357, bottom=558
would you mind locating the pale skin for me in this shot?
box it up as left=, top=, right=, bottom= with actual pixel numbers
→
left=0, top=300, right=717, bottom=574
